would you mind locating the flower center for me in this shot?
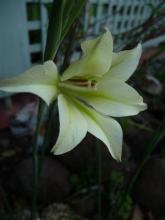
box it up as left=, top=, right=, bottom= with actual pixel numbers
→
left=68, top=79, right=97, bottom=89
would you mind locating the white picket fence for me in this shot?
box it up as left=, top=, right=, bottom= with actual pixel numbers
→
left=0, top=0, right=164, bottom=78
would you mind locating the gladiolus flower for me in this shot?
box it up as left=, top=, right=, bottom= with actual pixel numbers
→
left=0, top=29, right=147, bottom=160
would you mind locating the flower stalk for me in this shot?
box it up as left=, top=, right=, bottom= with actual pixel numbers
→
left=97, top=139, right=102, bottom=220
left=31, top=100, right=45, bottom=220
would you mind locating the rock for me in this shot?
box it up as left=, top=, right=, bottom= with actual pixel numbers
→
left=133, top=155, right=165, bottom=218
left=69, top=193, right=96, bottom=217
left=41, top=203, right=88, bottom=220
left=57, top=134, right=96, bottom=172
left=10, top=157, right=71, bottom=203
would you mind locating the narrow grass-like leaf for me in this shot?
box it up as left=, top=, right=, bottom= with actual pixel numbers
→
left=44, top=0, right=65, bottom=60
left=61, top=0, right=85, bottom=40
left=44, top=0, right=85, bottom=61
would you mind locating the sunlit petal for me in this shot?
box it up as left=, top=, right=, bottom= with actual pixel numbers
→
left=1, top=84, right=57, bottom=105
left=60, top=81, right=147, bottom=117
left=102, top=44, right=142, bottom=82
left=86, top=82, right=147, bottom=117
left=51, top=94, right=88, bottom=155
left=74, top=99, right=123, bottom=160
left=0, top=61, right=58, bottom=104
left=61, top=28, right=113, bottom=81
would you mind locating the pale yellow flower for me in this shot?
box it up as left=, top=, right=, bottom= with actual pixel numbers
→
left=0, top=29, right=147, bottom=160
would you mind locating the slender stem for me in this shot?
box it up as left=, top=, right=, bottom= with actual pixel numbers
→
left=38, top=101, right=57, bottom=176
left=31, top=99, right=44, bottom=220
left=96, top=139, right=102, bottom=220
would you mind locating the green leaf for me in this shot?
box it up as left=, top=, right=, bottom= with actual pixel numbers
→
left=44, top=0, right=85, bottom=61
left=44, top=0, right=65, bottom=61
left=61, top=0, right=85, bottom=41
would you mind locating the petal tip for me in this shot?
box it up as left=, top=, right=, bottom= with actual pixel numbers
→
left=50, top=147, right=61, bottom=155
left=117, top=157, right=122, bottom=162
left=112, top=151, right=122, bottom=162
left=103, top=26, right=111, bottom=34
left=137, top=43, right=142, bottom=52
left=143, top=103, right=148, bottom=110
left=139, top=102, right=148, bottom=112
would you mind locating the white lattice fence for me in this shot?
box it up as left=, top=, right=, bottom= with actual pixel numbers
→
left=85, top=0, right=156, bottom=33
left=26, top=0, right=48, bottom=63
left=15, top=0, right=165, bottom=64
left=26, top=0, right=165, bottom=65
left=84, top=0, right=164, bottom=49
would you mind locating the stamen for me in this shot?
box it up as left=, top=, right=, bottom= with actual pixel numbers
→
left=68, top=79, right=97, bottom=88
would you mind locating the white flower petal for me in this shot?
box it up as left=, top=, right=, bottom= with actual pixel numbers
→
left=86, top=97, right=147, bottom=117
left=0, top=61, right=58, bottom=104
left=98, top=79, right=146, bottom=105
left=51, top=94, right=88, bottom=155
left=59, top=81, right=147, bottom=117
left=74, top=99, right=123, bottom=160
left=1, top=84, right=57, bottom=105
left=102, top=44, right=142, bottom=82
left=61, top=28, right=113, bottom=81
left=91, top=81, right=147, bottom=116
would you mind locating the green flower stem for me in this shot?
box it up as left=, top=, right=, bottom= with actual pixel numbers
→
left=38, top=101, right=57, bottom=176
left=96, top=139, right=102, bottom=220
left=31, top=99, right=45, bottom=220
